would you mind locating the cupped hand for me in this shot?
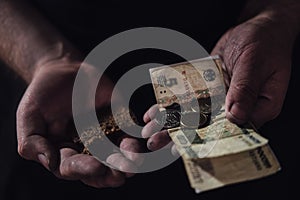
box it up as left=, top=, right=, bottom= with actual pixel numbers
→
left=17, top=60, right=144, bottom=188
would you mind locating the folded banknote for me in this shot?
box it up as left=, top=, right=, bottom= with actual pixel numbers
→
left=149, top=56, right=281, bottom=193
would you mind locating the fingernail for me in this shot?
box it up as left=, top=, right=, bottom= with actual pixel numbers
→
left=147, top=140, right=154, bottom=151
left=38, top=154, right=50, bottom=170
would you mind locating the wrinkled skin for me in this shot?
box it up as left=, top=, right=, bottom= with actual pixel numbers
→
left=16, top=11, right=296, bottom=188
left=212, top=15, right=292, bottom=127
left=17, top=61, right=144, bottom=188
left=142, top=14, right=294, bottom=152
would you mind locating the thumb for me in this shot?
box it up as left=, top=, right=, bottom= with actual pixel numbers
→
left=225, top=55, right=266, bottom=125
left=18, top=135, right=58, bottom=171
left=17, top=102, right=58, bottom=171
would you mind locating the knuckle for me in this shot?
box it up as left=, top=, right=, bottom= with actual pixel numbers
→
left=141, top=120, right=160, bottom=138
left=17, top=139, right=30, bottom=158
left=60, top=159, right=75, bottom=177
left=120, top=137, right=142, bottom=153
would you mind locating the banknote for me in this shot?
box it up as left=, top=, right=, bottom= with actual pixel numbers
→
left=183, top=144, right=281, bottom=193
left=149, top=56, right=225, bottom=107
left=168, top=115, right=280, bottom=192
left=149, top=56, right=226, bottom=129
left=149, top=56, right=281, bottom=193
left=168, top=117, right=268, bottom=159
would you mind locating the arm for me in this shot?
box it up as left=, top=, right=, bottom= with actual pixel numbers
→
left=0, top=0, right=143, bottom=188
left=0, top=0, right=81, bottom=82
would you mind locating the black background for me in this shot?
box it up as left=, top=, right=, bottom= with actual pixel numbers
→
left=0, top=1, right=299, bottom=199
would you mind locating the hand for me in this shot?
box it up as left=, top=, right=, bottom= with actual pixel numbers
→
left=141, top=12, right=297, bottom=151
left=212, top=13, right=295, bottom=127
left=17, top=59, right=144, bottom=188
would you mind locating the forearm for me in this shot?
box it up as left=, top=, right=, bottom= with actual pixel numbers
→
left=240, top=0, right=300, bottom=41
left=0, top=0, right=81, bottom=83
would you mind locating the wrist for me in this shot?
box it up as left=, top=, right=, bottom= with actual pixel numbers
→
left=32, top=42, right=83, bottom=82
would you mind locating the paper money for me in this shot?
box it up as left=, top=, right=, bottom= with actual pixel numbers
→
left=168, top=116, right=280, bottom=192
left=149, top=56, right=225, bottom=109
left=168, top=117, right=268, bottom=159
left=149, top=56, right=281, bottom=193
left=183, top=144, right=280, bottom=193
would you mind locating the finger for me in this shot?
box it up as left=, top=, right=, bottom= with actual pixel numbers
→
left=211, top=28, right=262, bottom=124
left=225, top=50, right=269, bottom=125
left=17, top=135, right=58, bottom=171
left=106, top=153, right=138, bottom=176
left=17, top=103, right=58, bottom=171
left=226, top=83, right=258, bottom=125
left=58, top=148, right=126, bottom=188
left=212, top=28, right=270, bottom=125
left=141, top=119, right=162, bottom=138
left=119, top=137, right=145, bottom=166
left=147, top=130, right=172, bottom=151
left=143, top=104, right=159, bottom=123
left=57, top=148, right=107, bottom=180
left=82, top=168, right=125, bottom=188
